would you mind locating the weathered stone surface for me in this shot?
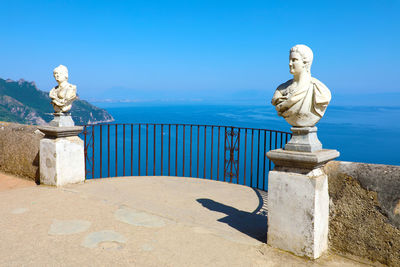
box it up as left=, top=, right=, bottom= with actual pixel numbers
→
left=267, top=169, right=329, bottom=259
left=0, top=172, right=35, bottom=191
left=0, top=176, right=375, bottom=266
left=115, top=206, right=167, bottom=228
left=0, top=121, right=43, bottom=181
left=48, top=219, right=91, bottom=235
left=326, top=161, right=400, bottom=266
left=11, top=208, right=29, bottom=214
left=81, top=230, right=126, bottom=249
left=39, top=136, right=85, bottom=186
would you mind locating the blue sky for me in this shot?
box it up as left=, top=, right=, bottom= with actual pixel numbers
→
left=0, top=0, right=399, bottom=105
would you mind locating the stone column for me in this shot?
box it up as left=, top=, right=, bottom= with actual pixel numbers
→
left=38, top=124, right=85, bottom=186
left=267, top=139, right=339, bottom=259
left=38, top=65, right=84, bottom=187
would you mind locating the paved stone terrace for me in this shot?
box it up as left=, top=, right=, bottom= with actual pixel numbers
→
left=0, top=173, right=378, bottom=266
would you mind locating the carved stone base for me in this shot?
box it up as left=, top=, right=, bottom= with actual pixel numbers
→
left=49, top=113, right=75, bottom=127
left=285, top=127, right=322, bottom=152
left=38, top=126, right=85, bottom=187
left=40, top=136, right=85, bottom=186
left=267, top=168, right=329, bottom=259
left=266, top=148, right=339, bottom=259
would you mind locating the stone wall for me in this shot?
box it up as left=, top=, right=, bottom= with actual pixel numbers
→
left=0, top=122, right=44, bottom=182
left=325, top=161, right=400, bottom=266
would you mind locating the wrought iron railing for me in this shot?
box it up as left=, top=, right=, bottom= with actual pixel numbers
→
left=80, top=123, right=291, bottom=191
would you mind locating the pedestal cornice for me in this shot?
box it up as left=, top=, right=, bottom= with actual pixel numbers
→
left=267, top=148, right=340, bottom=170
left=38, top=125, right=83, bottom=138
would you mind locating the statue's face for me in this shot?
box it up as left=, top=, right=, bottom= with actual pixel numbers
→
left=53, top=70, right=67, bottom=83
left=289, top=52, right=306, bottom=75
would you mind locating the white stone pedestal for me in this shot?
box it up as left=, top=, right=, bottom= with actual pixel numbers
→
left=39, top=126, right=85, bottom=187
left=266, top=149, right=339, bottom=259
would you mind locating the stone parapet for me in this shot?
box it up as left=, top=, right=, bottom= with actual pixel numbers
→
left=326, top=161, right=400, bottom=266
left=0, top=121, right=44, bottom=182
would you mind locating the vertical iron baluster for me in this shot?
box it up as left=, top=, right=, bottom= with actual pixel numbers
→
left=217, top=126, right=220, bottom=180
left=108, top=124, right=110, bottom=177
left=280, top=132, right=283, bottom=148
left=250, top=129, right=254, bottom=187
left=168, top=124, right=171, bottom=176
left=285, top=133, right=288, bottom=144
left=182, top=126, right=185, bottom=176
left=161, top=124, right=164, bottom=176
left=123, top=124, right=126, bottom=176
left=236, top=129, right=240, bottom=184
left=91, top=125, right=95, bottom=178
left=210, top=126, right=214, bottom=180
left=196, top=125, right=200, bottom=178
left=269, top=131, right=272, bottom=171
left=138, top=124, right=141, bottom=176
left=204, top=126, right=207, bottom=179
left=115, top=125, right=118, bottom=177
left=100, top=125, right=103, bottom=178
left=243, top=129, right=247, bottom=185
left=224, top=127, right=227, bottom=182
left=257, top=130, right=260, bottom=188
left=154, top=124, right=156, bottom=176
left=229, top=127, right=234, bottom=183
left=146, top=124, right=148, bottom=176
left=263, top=130, right=267, bottom=191
left=131, top=124, right=133, bottom=176
left=275, top=131, right=278, bottom=149
left=190, top=125, right=193, bottom=177
left=175, top=125, right=178, bottom=176
left=84, top=126, right=87, bottom=177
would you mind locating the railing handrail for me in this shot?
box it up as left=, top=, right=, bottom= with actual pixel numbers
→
left=80, top=122, right=291, bottom=135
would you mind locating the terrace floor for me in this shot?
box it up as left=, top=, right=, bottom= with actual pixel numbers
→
left=0, top=173, right=377, bottom=266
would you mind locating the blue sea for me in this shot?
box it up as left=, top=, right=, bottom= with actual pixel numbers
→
left=94, top=103, right=400, bottom=166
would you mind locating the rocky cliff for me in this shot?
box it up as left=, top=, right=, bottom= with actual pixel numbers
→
left=0, top=78, right=113, bottom=125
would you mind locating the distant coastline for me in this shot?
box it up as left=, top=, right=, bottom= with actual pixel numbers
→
left=0, top=78, right=114, bottom=125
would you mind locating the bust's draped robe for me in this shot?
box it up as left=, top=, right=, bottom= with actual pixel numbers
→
left=271, top=78, right=331, bottom=127
left=49, top=83, right=77, bottom=113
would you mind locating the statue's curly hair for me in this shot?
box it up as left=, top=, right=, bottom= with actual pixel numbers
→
left=53, top=65, right=68, bottom=79
left=290, top=44, right=313, bottom=70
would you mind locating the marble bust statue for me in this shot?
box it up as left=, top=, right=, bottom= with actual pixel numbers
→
left=49, top=65, right=77, bottom=114
left=271, top=45, right=331, bottom=127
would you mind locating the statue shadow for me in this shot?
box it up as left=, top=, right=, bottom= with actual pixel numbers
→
left=33, top=152, right=40, bottom=185
left=196, top=188, right=268, bottom=242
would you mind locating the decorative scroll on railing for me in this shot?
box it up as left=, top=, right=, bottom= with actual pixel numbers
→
left=80, top=123, right=291, bottom=191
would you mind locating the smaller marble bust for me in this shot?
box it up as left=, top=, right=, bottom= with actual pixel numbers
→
left=271, top=45, right=331, bottom=127
left=49, top=65, right=77, bottom=114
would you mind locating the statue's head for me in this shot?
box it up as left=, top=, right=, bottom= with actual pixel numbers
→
left=53, top=65, right=68, bottom=83
left=289, top=44, right=313, bottom=75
